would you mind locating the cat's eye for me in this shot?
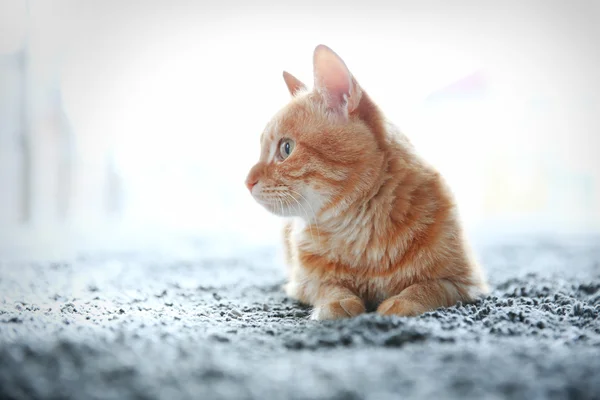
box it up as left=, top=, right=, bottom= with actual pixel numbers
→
left=279, top=139, right=295, bottom=160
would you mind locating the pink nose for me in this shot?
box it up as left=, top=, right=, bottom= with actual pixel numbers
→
left=245, top=178, right=258, bottom=192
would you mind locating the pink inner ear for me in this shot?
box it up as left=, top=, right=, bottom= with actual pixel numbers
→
left=313, top=46, right=352, bottom=109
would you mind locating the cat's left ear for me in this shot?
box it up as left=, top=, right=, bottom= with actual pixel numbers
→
left=313, top=44, right=362, bottom=118
left=283, top=71, right=307, bottom=96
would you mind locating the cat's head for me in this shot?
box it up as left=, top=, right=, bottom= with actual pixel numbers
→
left=245, top=45, right=384, bottom=221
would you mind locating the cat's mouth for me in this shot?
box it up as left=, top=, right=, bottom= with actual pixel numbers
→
left=252, top=185, right=321, bottom=220
left=252, top=187, right=301, bottom=217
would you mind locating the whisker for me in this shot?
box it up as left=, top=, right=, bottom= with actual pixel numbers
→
left=281, top=192, right=316, bottom=244
left=280, top=194, right=313, bottom=242
left=276, top=197, right=283, bottom=217
left=286, top=188, right=321, bottom=241
left=280, top=196, right=294, bottom=219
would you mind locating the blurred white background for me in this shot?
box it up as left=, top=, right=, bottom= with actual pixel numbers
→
left=1, top=0, right=599, bottom=258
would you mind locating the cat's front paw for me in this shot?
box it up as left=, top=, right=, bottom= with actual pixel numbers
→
left=376, top=297, right=427, bottom=317
left=310, top=297, right=366, bottom=321
left=283, top=281, right=301, bottom=300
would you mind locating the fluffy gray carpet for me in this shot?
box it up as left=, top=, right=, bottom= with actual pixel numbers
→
left=1, top=235, right=599, bottom=400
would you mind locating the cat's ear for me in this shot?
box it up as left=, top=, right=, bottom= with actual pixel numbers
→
left=283, top=71, right=307, bottom=96
left=313, top=44, right=361, bottom=117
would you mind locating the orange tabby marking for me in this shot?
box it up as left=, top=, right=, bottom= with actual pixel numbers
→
left=246, top=45, right=488, bottom=320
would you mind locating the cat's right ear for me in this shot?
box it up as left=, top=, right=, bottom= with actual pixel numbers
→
left=283, top=71, right=307, bottom=96
left=313, top=44, right=361, bottom=119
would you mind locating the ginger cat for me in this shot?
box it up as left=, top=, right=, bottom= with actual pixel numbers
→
left=245, top=45, right=488, bottom=320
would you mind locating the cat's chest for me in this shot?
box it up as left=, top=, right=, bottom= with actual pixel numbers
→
left=289, top=219, right=414, bottom=303
left=291, top=217, right=394, bottom=270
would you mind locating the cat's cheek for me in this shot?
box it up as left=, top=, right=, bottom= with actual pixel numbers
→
left=299, top=188, right=329, bottom=217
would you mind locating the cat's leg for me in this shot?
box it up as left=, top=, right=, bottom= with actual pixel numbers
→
left=377, top=279, right=470, bottom=317
left=283, top=279, right=304, bottom=302
left=311, top=285, right=365, bottom=321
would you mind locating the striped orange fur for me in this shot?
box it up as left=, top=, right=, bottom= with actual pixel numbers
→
left=246, top=45, right=488, bottom=320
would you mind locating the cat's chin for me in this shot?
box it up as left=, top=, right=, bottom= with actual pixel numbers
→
left=257, top=200, right=295, bottom=218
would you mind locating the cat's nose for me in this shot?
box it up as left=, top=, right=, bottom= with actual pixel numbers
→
left=246, top=162, right=265, bottom=193
left=245, top=178, right=258, bottom=192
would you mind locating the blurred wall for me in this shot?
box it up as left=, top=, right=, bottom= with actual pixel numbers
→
left=1, top=0, right=599, bottom=255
